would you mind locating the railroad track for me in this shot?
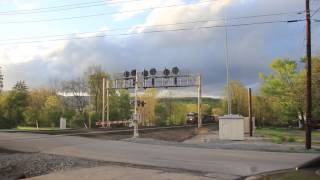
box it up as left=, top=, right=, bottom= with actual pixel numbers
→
left=0, top=123, right=217, bottom=142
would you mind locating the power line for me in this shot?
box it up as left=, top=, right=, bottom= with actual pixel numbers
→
left=0, top=19, right=304, bottom=46
left=0, top=0, right=216, bottom=24
left=0, top=10, right=304, bottom=42
left=0, top=0, right=140, bottom=15
left=311, top=6, right=320, bottom=17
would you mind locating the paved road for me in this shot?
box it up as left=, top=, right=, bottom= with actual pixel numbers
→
left=0, top=132, right=318, bottom=179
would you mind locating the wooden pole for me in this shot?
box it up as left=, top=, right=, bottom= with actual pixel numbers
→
left=305, top=0, right=312, bottom=150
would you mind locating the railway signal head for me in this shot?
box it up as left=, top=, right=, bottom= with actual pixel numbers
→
left=150, top=68, right=157, bottom=76
left=131, top=69, right=137, bottom=77
left=163, top=68, right=170, bottom=76
left=172, top=67, right=179, bottom=75
left=141, top=101, right=145, bottom=107
left=124, top=71, right=130, bottom=78
left=142, top=69, right=149, bottom=78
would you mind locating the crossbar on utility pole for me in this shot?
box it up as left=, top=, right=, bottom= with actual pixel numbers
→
left=305, top=0, right=312, bottom=150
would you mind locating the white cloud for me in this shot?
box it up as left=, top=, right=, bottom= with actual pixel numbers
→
left=1, top=0, right=318, bottom=97
left=110, top=0, right=183, bottom=21
left=13, top=0, right=39, bottom=10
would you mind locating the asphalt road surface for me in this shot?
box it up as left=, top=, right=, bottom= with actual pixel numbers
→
left=0, top=132, right=318, bottom=179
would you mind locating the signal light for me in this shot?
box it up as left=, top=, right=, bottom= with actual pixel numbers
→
left=150, top=68, right=157, bottom=76
left=163, top=68, right=170, bottom=76
left=124, top=71, right=130, bottom=78
left=172, top=67, right=179, bottom=75
left=142, top=69, right=149, bottom=77
left=131, top=69, right=137, bottom=77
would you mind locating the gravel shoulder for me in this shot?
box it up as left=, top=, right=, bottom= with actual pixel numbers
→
left=0, top=150, right=108, bottom=180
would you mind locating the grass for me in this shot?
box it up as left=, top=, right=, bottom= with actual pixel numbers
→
left=256, top=127, right=320, bottom=145
left=17, top=126, right=59, bottom=131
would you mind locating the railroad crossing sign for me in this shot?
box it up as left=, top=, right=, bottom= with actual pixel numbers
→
left=101, top=67, right=202, bottom=138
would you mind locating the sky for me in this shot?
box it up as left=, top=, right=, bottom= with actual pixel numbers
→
left=0, top=0, right=319, bottom=97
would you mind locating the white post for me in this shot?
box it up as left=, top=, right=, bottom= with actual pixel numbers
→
left=225, top=17, right=232, bottom=115
left=133, top=72, right=139, bottom=138
left=198, top=75, right=202, bottom=128
left=106, top=80, right=110, bottom=128
left=102, top=77, right=105, bottom=128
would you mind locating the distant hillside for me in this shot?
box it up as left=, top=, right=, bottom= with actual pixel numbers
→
left=158, top=97, right=221, bottom=107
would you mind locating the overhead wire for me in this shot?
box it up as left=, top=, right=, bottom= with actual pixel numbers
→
left=0, top=0, right=143, bottom=15
left=0, top=19, right=305, bottom=45
left=0, top=10, right=305, bottom=42
left=0, top=1, right=301, bottom=25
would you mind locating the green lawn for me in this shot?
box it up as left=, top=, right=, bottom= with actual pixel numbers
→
left=17, top=126, right=59, bottom=131
left=256, top=128, right=320, bottom=145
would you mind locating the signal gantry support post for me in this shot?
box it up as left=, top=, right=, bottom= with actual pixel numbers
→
left=133, top=72, right=139, bottom=138
left=248, top=88, right=253, bottom=137
left=102, top=77, right=106, bottom=128
left=197, top=75, right=202, bottom=128
left=106, top=80, right=110, bottom=128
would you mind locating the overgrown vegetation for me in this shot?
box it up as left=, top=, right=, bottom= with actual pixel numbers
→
left=0, top=57, right=319, bottom=129
left=256, top=128, right=320, bottom=144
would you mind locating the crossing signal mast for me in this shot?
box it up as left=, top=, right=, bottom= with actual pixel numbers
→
left=101, top=67, right=202, bottom=138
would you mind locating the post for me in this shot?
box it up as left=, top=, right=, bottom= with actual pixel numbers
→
left=305, top=0, right=312, bottom=150
left=106, top=80, right=110, bottom=128
left=197, top=75, right=202, bottom=128
left=102, top=77, right=105, bottom=128
left=225, top=17, right=232, bottom=115
left=133, top=73, right=139, bottom=138
left=88, top=88, right=91, bottom=129
left=248, top=88, right=253, bottom=137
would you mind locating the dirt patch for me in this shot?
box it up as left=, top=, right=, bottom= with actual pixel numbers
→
left=140, top=128, right=196, bottom=142
left=0, top=153, right=107, bottom=180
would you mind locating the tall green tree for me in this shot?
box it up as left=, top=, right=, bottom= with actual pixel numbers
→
left=86, top=65, right=107, bottom=115
left=2, top=81, right=29, bottom=127
left=260, top=59, right=304, bottom=126
left=23, top=88, right=53, bottom=128
left=222, top=80, right=249, bottom=116
left=0, top=66, right=3, bottom=93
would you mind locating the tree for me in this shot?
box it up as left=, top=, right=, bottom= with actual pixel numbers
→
left=2, top=81, right=29, bottom=127
left=0, top=66, right=3, bottom=93
left=43, top=95, right=63, bottom=127
left=23, top=88, right=53, bottom=128
left=139, top=88, right=158, bottom=126
left=260, top=59, right=304, bottom=126
left=86, top=65, right=107, bottom=114
left=155, top=103, right=170, bottom=126
left=222, top=80, right=248, bottom=116
left=61, top=78, right=89, bottom=128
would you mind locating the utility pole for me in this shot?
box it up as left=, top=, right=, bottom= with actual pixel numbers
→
left=248, top=88, right=253, bottom=137
left=305, top=0, right=312, bottom=150
left=102, top=77, right=105, bottom=128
